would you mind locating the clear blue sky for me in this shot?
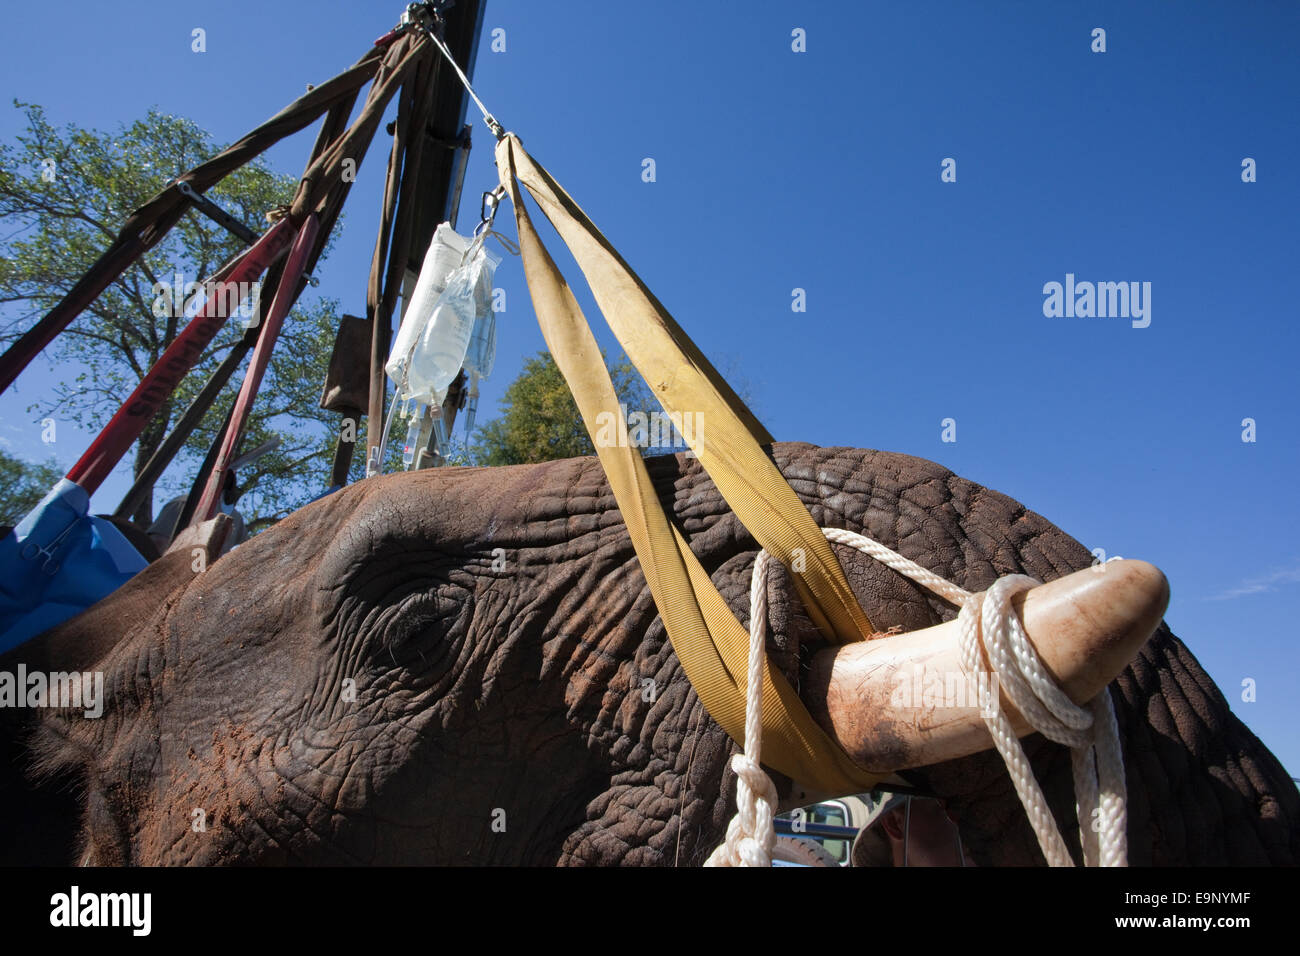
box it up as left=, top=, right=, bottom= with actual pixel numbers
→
left=1, top=2, right=1296, bottom=775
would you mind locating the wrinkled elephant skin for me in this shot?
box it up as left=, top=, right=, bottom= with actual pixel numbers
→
left=4, top=444, right=1296, bottom=866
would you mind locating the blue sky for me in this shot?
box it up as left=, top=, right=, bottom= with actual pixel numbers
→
left=1, top=1, right=1296, bottom=775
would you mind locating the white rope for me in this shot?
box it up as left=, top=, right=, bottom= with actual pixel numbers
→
left=709, top=527, right=1127, bottom=867
left=704, top=551, right=779, bottom=867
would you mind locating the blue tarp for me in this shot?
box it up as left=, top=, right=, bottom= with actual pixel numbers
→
left=0, top=479, right=148, bottom=653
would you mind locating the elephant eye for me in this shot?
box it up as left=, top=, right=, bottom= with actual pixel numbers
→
left=377, top=583, right=472, bottom=671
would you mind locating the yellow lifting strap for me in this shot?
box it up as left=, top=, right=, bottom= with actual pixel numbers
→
left=495, top=133, right=883, bottom=796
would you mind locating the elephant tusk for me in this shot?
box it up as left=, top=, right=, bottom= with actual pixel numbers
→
left=807, top=559, right=1169, bottom=773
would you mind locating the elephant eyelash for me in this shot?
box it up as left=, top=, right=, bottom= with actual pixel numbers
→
left=376, top=587, right=472, bottom=667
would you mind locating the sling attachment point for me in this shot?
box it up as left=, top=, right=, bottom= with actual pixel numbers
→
left=409, top=2, right=506, bottom=140
left=475, top=186, right=519, bottom=255
left=479, top=186, right=505, bottom=231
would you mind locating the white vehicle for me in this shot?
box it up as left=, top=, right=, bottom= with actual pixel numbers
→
left=774, top=795, right=873, bottom=867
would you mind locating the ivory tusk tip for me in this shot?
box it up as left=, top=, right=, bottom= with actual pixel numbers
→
left=809, top=558, right=1171, bottom=774
left=1018, top=558, right=1169, bottom=704
left=1095, top=558, right=1170, bottom=648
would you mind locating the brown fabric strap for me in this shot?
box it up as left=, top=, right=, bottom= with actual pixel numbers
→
left=194, top=214, right=321, bottom=523
left=365, top=39, right=440, bottom=455
left=0, top=41, right=387, bottom=396
left=177, top=41, right=428, bottom=521
left=295, top=32, right=431, bottom=219
left=495, top=134, right=881, bottom=796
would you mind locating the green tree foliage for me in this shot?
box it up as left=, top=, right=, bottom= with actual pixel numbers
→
left=0, top=448, right=62, bottom=527
left=469, top=350, right=655, bottom=465
left=0, top=102, right=340, bottom=529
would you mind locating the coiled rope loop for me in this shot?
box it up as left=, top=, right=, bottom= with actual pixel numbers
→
left=708, top=527, right=1127, bottom=868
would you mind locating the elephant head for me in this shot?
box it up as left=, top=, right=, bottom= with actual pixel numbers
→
left=5, top=443, right=1296, bottom=865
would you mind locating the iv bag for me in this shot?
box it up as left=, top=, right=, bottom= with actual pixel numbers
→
left=464, top=309, right=496, bottom=380
left=402, top=237, right=501, bottom=406
left=385, top=222, right=472, bottom=385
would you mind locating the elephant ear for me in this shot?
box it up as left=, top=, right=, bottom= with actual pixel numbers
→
left=0, top=514, right=232, bottom=865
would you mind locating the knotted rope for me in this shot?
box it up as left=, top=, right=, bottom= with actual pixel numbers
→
left=708, top=527, right=1127, bottom=867
left=704, top=550, right=780, bottom=867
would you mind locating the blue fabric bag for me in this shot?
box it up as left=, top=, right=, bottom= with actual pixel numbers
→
left=0, top=479, right=148, bottom=653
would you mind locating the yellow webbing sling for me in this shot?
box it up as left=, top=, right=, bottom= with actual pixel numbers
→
left=496, top=134, right=882, bottom=796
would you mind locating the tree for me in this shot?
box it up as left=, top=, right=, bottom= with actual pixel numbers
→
left=469, top=350, right=658, bottom=465
left=0, top=448, right=63, bottom=527
left=0, top=102, right=341, bottom=528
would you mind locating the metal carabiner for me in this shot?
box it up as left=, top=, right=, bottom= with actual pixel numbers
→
left=476, top=186, right=506, bottom=236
